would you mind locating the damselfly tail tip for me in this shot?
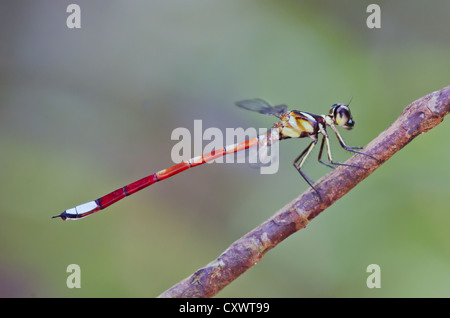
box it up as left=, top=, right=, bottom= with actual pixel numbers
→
left=52, top=212, right=67, bottom=221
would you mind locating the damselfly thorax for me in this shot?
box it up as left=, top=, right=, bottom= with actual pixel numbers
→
left=275, top=110, right=322, bottom=139
left=53, top=99, right=377, bottom=220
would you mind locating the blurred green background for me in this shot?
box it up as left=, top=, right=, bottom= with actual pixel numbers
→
left=1, top=0, right=449, bottom=297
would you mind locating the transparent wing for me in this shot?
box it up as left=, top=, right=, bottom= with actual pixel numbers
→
left=235, top=99, right=288, bottom=118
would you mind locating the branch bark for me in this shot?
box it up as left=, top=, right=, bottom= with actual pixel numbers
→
left=158, top=85, right=450, bottom=298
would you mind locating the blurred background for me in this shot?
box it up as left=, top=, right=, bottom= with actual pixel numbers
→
left=0, top=0, right=449, bottom=297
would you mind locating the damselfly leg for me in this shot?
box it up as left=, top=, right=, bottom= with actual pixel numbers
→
left=318, top=133, right=369, bottom=170
left=293, top=139, right=322, bottom=199
left=330, top=125, right=378, bottom=161
left=297, top=129, right=376, bottom=200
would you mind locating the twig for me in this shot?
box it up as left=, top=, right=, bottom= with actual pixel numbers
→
left=158, top=86, right=450, bottom=298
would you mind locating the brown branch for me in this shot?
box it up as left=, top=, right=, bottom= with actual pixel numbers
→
left=158, top=86, right=450, bottom=298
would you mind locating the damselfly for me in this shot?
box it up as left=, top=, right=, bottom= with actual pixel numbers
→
left=53, top=99, right=376, bottom=220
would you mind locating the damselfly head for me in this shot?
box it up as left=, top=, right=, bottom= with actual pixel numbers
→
left=330, top=103, right=354, bottom=130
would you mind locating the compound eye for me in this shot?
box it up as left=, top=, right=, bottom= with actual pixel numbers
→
left=336, top=109, right=349, bottom=125
left=335, top=105, right=354, bottom=129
